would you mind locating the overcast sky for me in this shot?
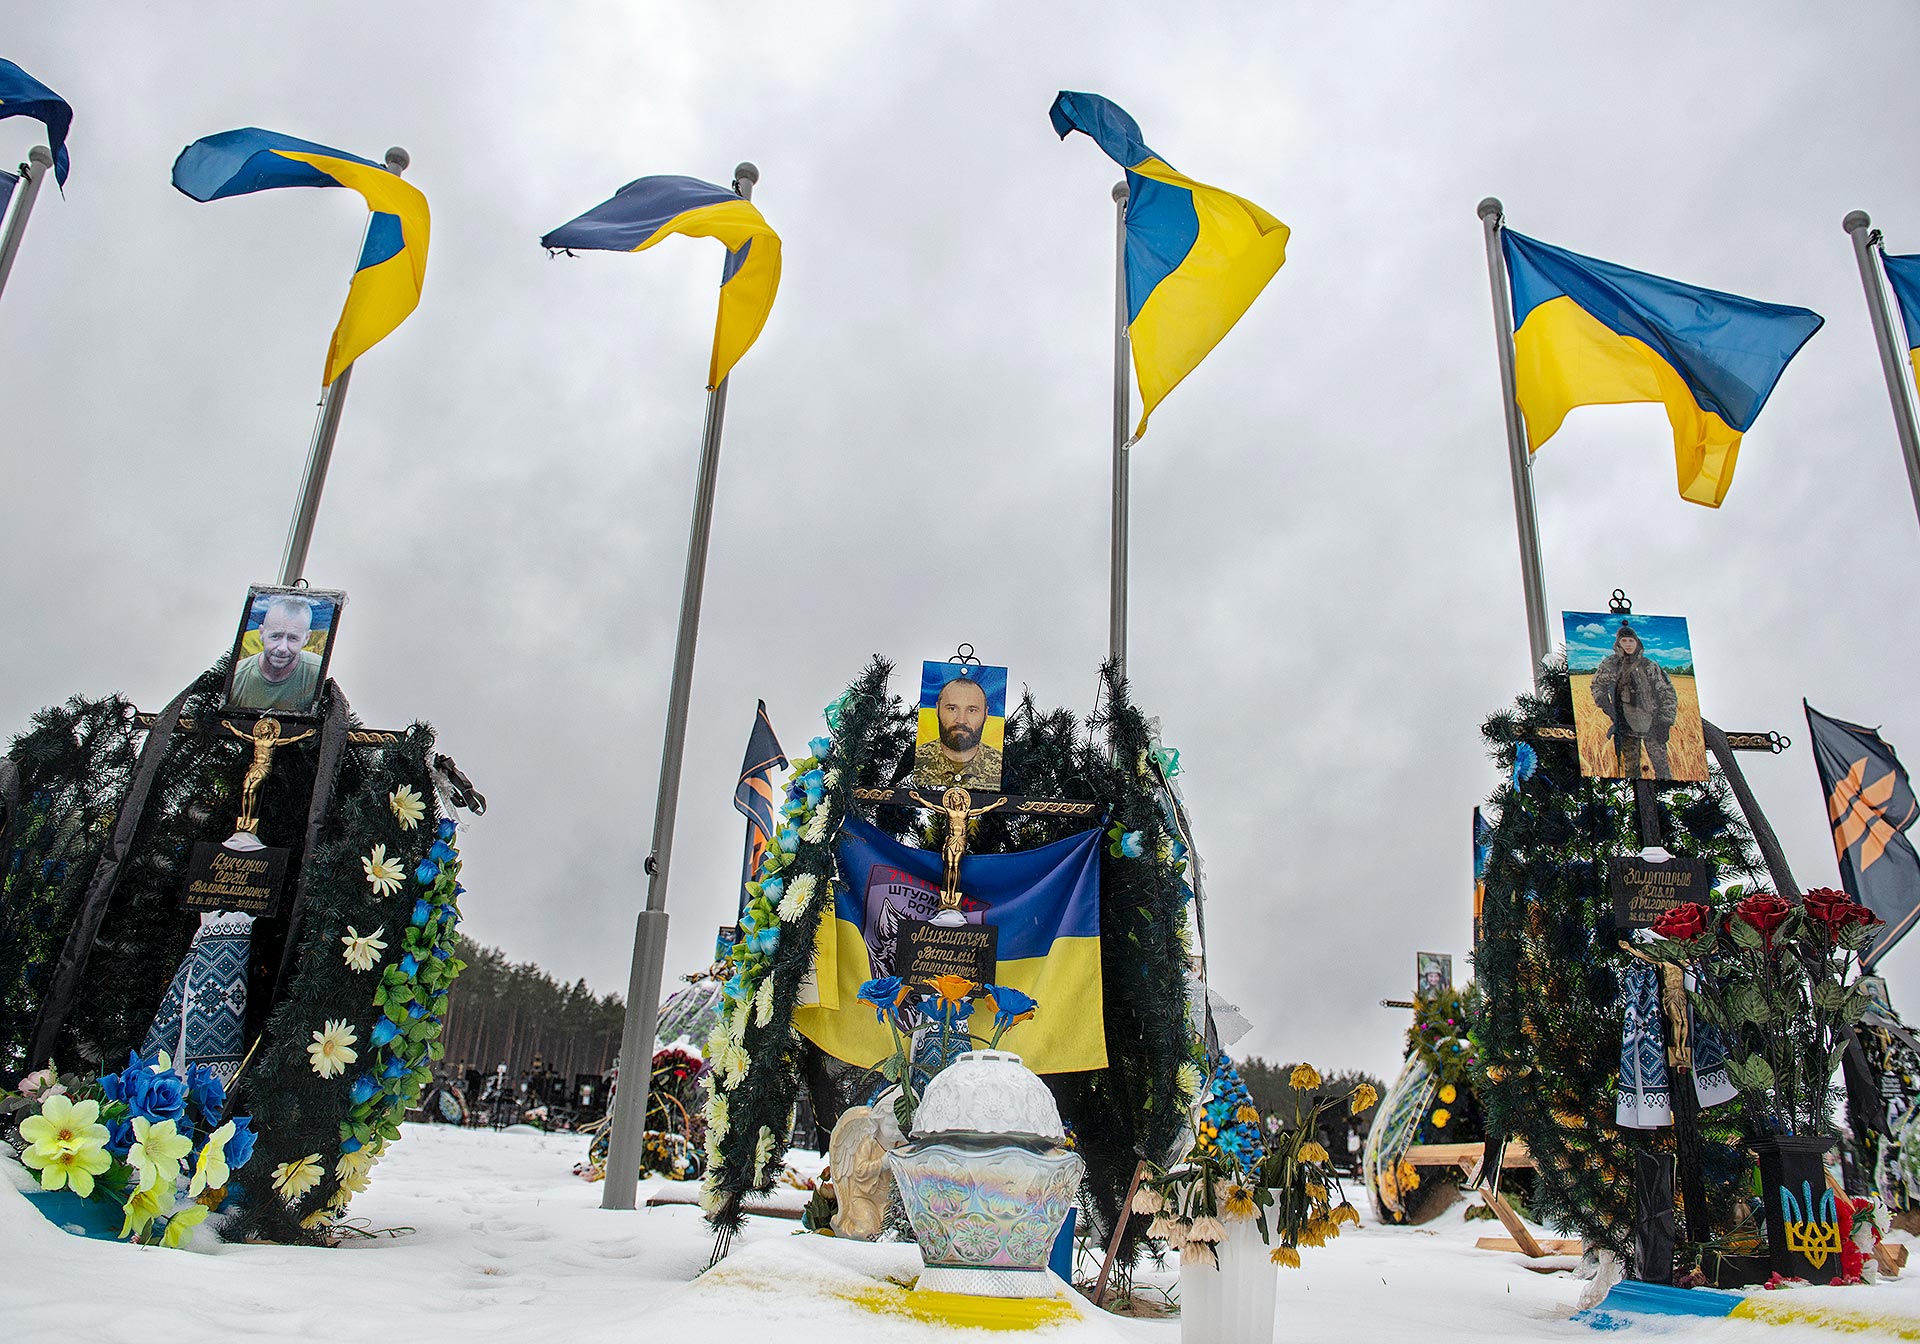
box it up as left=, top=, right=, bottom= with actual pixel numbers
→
left=8, top=4, right=1920, bottom=1085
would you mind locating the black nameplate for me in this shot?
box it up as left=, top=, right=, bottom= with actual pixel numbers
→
left=1609, top=855, right=1712, bottom=931
left=182, top=842, right=288, bottom=917
left=895, top=918, right=998, bottom=988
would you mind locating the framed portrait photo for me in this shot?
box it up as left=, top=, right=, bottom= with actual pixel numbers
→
left=1416, top=951, right=1452, bottom=998
left=1562, top=609, right=1707, bottom=783
left=912, top=659, right=1008, bottom=793
left=221, top=585, right=345, bottom=718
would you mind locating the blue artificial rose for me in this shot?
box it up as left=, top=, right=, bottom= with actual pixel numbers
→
left=431, top=944, right=449, bottom=960
left=857, top=976, right=907, bottom=1023
left=761, top=878, right=784, bottom=908
left=382, top=1058, right=409, bottom=1079
left=983, top=984, right=1037, bottom=1033
left=349, top=1075, right=376, bottom=1104
left=437, top=818, right=457, bottom=842
left=414, top=859, right=439, bottom=885
left=738, top=908, right=758, bottom=936
left=224, top=1116, right=257, bottom=1171
left=454, top=883, right=466, bottom=897
left=429, top=840, right=455, bottom=864
left=104, top=1117, right=135, bottom=1156
left=411, top=899, right=431, bottom=927
left=751, top=926, right=779, bottom=955
left=185, top=1062, right=228, bottom=1126
left=371, top=1018, right=401, bottom=1047
left=808, top=736, right=833, bottom=760
left=407, top=1003, right=426, bottom=1020
left=341, top=1136, right=362, bottom=1154
left=776, top=824, right=800, bottom=852
left=400, top=953, right=419, bottom=976
left=108, top=1056, right=188, bottom=1124
left=1512, top=741, right=1538, bottom=787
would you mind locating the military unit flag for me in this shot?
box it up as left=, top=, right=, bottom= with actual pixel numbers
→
left=1806, top=702, right=1920, bottom=966
left=540, top=175, right=782, bottom=390
left=0, top=59, right=72, bottom=186
left=1050, top=91, right=1288, bottom=442
left=1502, top=230, right=1822, bottom=508
left=1879, top=252, right=1920, bottom=394
left=171, top=127, right=431, bottom=387
left=732, top=700, right=787, bottom=918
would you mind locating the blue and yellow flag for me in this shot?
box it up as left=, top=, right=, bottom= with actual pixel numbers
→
left=172, top=128, right=431, bottom=387
left=794, top=817, right=1106, bottom=1074
left=1051, top=91, right=1289, bottom=442
left=540, top=175, right=781, bottom=390
left=1879, top=253, right=1920, bottom=394
left=733, top=700, right=787, bottom=918
left=1806, top=702, right=1920, bottom=967
left=0, top=59, right=72, bottom=187
left=1503, top=230, right=1822, bottom=508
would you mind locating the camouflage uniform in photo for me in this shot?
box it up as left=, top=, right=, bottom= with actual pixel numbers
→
left=1590, top=628, right=1677, bottom=780
left=913, top=739, right=1003, bottom=789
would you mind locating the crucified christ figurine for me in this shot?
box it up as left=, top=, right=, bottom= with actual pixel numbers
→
left=907, top=785, right=1006, bottom=910
left=225, top=717, right=315, bottom=836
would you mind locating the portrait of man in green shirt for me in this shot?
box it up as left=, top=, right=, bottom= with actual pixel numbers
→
left=225, top=590, right=337, bottom=715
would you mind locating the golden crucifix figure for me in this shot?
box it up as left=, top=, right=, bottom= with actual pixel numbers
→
left=224, top=716, right=315, bottom=836
left=907, top=784, right=1007, bottom=910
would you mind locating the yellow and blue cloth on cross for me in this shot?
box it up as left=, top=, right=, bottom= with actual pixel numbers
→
left=172, top=127, right=431, bottom=387
left=1878, top=252, right=1920, bottom=397
left=1050, top=91, right=1289, bottom=442
left=1502, top=229, right=1822, bottom=508
left=540, top=174, right=781, bottom=390
left=794, top=817, right=1106, bottom=1074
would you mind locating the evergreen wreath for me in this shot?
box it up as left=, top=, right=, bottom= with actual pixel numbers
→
left=1471, top=663, right=1764, bottom=1254
left=701, top=657, right=1202, bottom=1265
left=0, top=662, right=471, bottom=1245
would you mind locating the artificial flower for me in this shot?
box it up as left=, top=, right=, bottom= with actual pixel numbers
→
left=20, top=1092, right=109, bottom=1164
left=1350, top=1082, right=1379, bottom=1114
left=925, top=974, right=977, bottom=1013
left=1803, top=887, right=1882, bottom=941
left=708, top=1093, right=730, bottom=1142
left=119, top=1182, right=176, bottom=1241
left=777, top=873, right=817, bottom=923
left=370, top=1017, right=400, bottom=1047
left=187, top=1120, right=237, bottom=1197
left=1289, top=1063, right=1321, bottom=1091
left=437, top=817, right=457, bottom=842
left=26, top=1134, right=113, bottom=1197
left=128, top=1116, right=193, bottom=1193
left=18, top=1067, right=61, bottom=1100
left=752, top=1125, right=777, bottom=1184
left=414, top=858, right=440, bottom=884
left=753, top=976, right=775, bottom=1028
left=1271, top=1245, right=1302, bottom=1268
left=1146, top=1214, right=1175, bottom=1240
left=1437, top=1083, right=1457, bottom=1105
left=1511, top=741, right=1538, bottom=787
left=99, top=1051, right=187, bottom=1124
left=1650, top=901, right=1710, bottom=943
left=301, top=1207, right=336, bottom=1230
left=341, top=925, right=387, bottom=972
left=856, top=975, right=909, bottom=1022
left=362, top=844, right=405, bottom=896
left=308, top=1020, right=359, bottom=1078
left=983, top=984, right=1038, bottom=1036
left=1306, top=1182, right=1328, bottom=1202
left=224, top=1116, right=258, bottom=1172
left=803, top=809, right=832, bottom=845
left=1235, top=1104, right=1261, bottom=1124
left=1222, top=1184, right=1258, bottom=1220
left=1395, top=1160, right=1420, bottom=1192
left=1431, top=1108, right=1451, bottom=1128
left=160, top=1201, right=211, bottom=1248
left=1300, top=1141, right=1331, bottom=1163
left=388, top=784, right=426, bottom=829
left=1732, top=891, right=1793, bottom=949
left=1332, top=1202, right=1361, bottom=1226
left=1176, top=1063, right=1203, bottom=1100
left=1181, top=1241, right=1214, bottom=1266
left=1187, top=1215, right=1226, bottom=1243
left=272, top=1153, right=324, bottom=1202
left=1164, top=1218, right=1190, bottom=1250
left=1131, top=1185, right=1165, bottom=1216
left=348, top=1075, right=377, bottom=1105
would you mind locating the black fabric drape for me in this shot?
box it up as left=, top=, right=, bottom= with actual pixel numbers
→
left=27, top=681, right=193, bottom=1069
left=270, top=682, right=351, bottom=1008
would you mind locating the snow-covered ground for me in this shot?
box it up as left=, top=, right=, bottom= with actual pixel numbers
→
left=6, top=1123, right=1919, bottom=1342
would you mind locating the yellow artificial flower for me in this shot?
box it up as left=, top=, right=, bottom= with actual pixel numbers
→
left=273, top=1153, right=324, bottom=1202
left=1270, top=1244, right=1302, bottom=1268
left=308, top=1020, right=358, bottom=1078
left=160, top=1201, right=211, bottom=1248
left=188, top=1120, right=237, bottom=1198
left=29, top=1138, right=113, bottom=1198
left=128, top=1116, right=193, bottom=1194
left=362, top=844, right=405, bottom=896
left=388, top=784, right=427, bottom=829
left=1431, top=1108, right=1452, bottom=1128
left=301, top=1206, right=336, bottom=1230
left=1298, top=1220, right=1327, bottom=1248
left=119, top=1182, right=176, bottom=1241
left=1311, top=1216, right=1340, bottom=1243
left=1235, top=1104, right=1261, bottom=1124
left=1222, top=1184, right=1258, bottom=1220
left=1438, top=1083, right=1458, bottom=1104
left=1332, top=1202, right=1361, bottom=1226
left=1289, top=1063, right=1321, bottom=1091
left=1350, top=1083, right=1378, bottom=1114
left=925, top=974, right=976, bottom=1009
left=340, top=926, right=387, bottom=973
left=1306, top=1182, right=1328, bottom=1202
left=1300, top=1140, right=1330, bottom=1163
left=1396, top=1160, right=1421, bottom=1192
left=336, top=1147, right=378, bottom=1182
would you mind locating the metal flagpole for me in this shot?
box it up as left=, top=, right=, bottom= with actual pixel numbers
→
left=1843, top=210, right=1920, bottom=532
left=1477, top=198, right=1551, bottom=684
left=278, top=145, right=411, bottom=585
left=0, top=145, right=55, bottom=308
left=1109, top=180, right=1131, bottom=676
left=602, top=162, right=760, bottom=1214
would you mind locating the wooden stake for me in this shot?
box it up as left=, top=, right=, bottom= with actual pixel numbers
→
left=1092, top=1159, right=1147, bottom=1309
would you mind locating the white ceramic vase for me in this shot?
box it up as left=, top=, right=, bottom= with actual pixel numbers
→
left=1179, top=1215, right=1278, bottom=1344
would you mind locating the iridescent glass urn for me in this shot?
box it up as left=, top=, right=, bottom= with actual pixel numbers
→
left=885, top=1049, right=1084, bottom=1297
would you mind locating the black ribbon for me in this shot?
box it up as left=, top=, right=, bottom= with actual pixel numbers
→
left=270, top=682, right=352, bottom=1008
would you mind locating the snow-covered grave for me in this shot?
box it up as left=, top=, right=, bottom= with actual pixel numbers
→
left=10, top=1122, right=1920, bottom=1341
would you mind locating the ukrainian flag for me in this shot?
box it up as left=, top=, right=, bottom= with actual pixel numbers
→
left=1051, top=91, right=1289, bottom=442
left=172, top=128, right=430, bottom=387
left=794, top=818, right=1106, bottom=1075
left=540, top=175, right=781, bottom=390
left=1879, top=253, right=1920, bottom=394
left=1503, top=230, right=1822, bottom=508
left=0, top=59, right=72, bottom=187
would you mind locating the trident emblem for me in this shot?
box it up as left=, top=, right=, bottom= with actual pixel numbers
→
left=1778, top=1180, right=1842, bottom=1269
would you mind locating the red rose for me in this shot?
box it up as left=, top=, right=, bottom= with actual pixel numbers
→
left=1802, top=887, right=1885, bottom=942
left=1650, top=902, right=1709, bottom=942
left=1733, top=891, right=1793, bottom=948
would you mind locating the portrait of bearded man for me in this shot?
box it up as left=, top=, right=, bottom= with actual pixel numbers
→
left=913, top=672, right=1003, bottom=791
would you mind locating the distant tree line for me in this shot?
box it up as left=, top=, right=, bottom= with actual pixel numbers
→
left=438, top=937, right=626, bottom=1083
